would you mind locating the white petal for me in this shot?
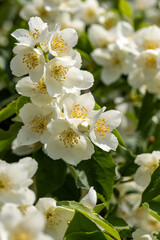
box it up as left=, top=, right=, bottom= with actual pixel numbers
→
left=17, top=126, right=40, bottom=145
left=128, top=68, right=145, bottom=88
left=80, top=187, right=97, bottom=210
left=10, top=55, right=28, bottom=77
left=36, top=197, right=57, bottom=212
left=1, top=204, right=22, bottom=230
left=90, top=130, right=118, bottom=152
left=101, top=110, right=122, bottom=130
left=60, top=28, right=78, bottom=48
left=134, top=167, right=151, bottom=187
left=16, top=77, right=36, bottom=97
left=11, top=29, right=31, bottom=44
left=101, top=66, right=121, bottom=85
left=19, top=157, right=38, bottom=178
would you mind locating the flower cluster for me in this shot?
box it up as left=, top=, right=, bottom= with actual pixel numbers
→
left=11, top=16, right=122, bottom=166
left=18, top=0, right=160, bottom=98
left=90, top=22, right=160, bottom=98
left=0, top=156, right=97, bottom=240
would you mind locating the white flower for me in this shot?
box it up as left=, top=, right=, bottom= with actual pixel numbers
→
left=55, top=12, right=85, bottom=36
left=48, top=23, right=78, bottom=57
left=44, top=119, right=94, bottom=165
left=12, top=138, right=41, bottom=156
left=134, top=151, right=160, bottom=187
left=11, top=17, right=50, bottom=50
left=128, top=49, right=160, bottom=89
left=45, top=55, right=94, bottom=97
left=63, top=92, right=96, bottom=131
left=89, top=108, right=122, bottom=152
left=16, top=75, right=52, bottom=107
left=133, top=25, right=160, bottom=52
left=0, top=203, right=53, bottom=240
left=99, top=11, right=119, bottom=30
left=80, top=0, right=104, bottom=24
left=80, top=187, right=97, bottom=210
left=132, top=0, right=157, bottom=11
left=44, top=0, right=82, bottom=13
left=88, top=24, right=115, bottom=48
left=132, top=228, right=156, bottom=240
left=91, top=43, right=132, bottom=85
left=10, top=44, right=45, bottom=82
left=0, top=157, right=37, bottom=205
left=36, top=197, right=75, bottom=240
left=146, top=71, right=160, bottom=97
left=20, top=0, right=56, bottom=23
left=17, top=103, right=57, bottom=145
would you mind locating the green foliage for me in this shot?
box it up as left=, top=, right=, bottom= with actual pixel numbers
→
left=0, top=100, right=17, bottom=122
left=64, top=211, right=111, bottom=240
left=107, top=216, right=132, bottom=238
left=118, top=0, right=132, bottom=17
left=138, top=92, right=157, bottom=134
left=71, top=147, right=116, bottom=202
left=59, top=201, right=121, bottom=240
left=142, top=166, right=160, bottom=204
left=141, top=166, right=160, bottom=222
left=0, top=96, right=30, bottom=122
left=143, top=202, right=160, bottom=222
left=33, top=150, right=67, bottom=198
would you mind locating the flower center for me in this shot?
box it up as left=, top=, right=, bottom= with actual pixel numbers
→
left=29, top=28, right=40, bottom=39
left=51, top=65, right=68, bottom=82
left=85, top=8, right=96, bottom=18
left=51, top=35, right=67, bottom=54
left=145, top=55, right=157, bottom=69
left=94, top=117, right=110, bottom=139
left=104, top=18, right=115, bottom=30
left=0, top=173, right=13, bottom=192
left=71, top=104, right=88, bottom=119
left=44, top=207, right=62, bottom=231
left=59, top=128, right=80, bottom=148
left=11, top=229, right=33, bottom=240
left=144, top=40, right=159, bottom=50
left=28, top=114, right=48, bottom=133
left=146, top=157, right=159, bottom=175
left=111, top=54, right=121, bottom=67
left=22, top=52, right=39, bottom=70
left=33, top=76, right=48, bottom=94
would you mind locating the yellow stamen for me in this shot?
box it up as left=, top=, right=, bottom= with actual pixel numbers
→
left=95, top=117, right=110, bottom=139
left=71, top=104, right=88, bottom=119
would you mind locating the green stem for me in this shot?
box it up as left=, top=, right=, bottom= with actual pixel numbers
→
left=35, top=43, right=49, bottom=63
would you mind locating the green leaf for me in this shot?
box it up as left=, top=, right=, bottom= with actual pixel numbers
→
left=107, top=216, right=132, bottom=238
left=64, top=231, right=112, bottom=240
left=0, top=100, right=17, bottom=122
left=70, top=165, right=90, bottom=189
left=52, top=174, right=81, bottom=201
left=118, top=146, right=137, bottom=176
left=15, top=96, right=30, bottom=114
left=0, top=96, right=30, bottom=122
left=0, top=122, right=22, bottom=140
left=142, top=166, right=160, bottom=204
left=33, top=150, right=67, bottom=198
left=60, top=201, right=120, bottom=240
left=118, top=0, right=132, bottom=17
left=65, top=210, right=101, bottom=234
left=138, top=92, right=156, bottom=132
left=94, top=102, right=101, bottom=110
left=112, top=129, right=126, bottom=147
left=0, top=139, right=13, bottom=152
left=74, top=147, right=116, bottom=202
left=143, top=202, right=160, bottom=222
left=76, top=31, right=93, bottom=54
left=94, top=203, right=106, bottom=214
